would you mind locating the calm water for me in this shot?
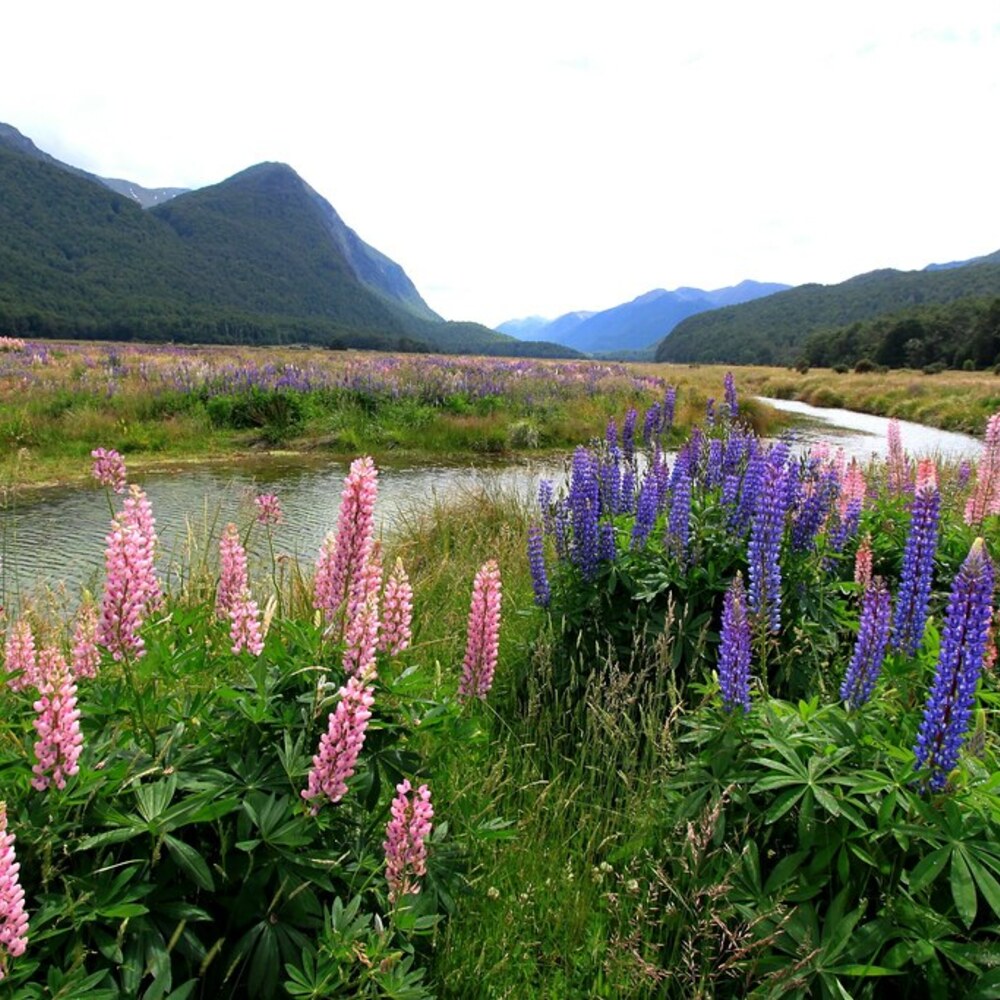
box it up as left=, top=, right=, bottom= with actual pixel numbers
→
left=760, top=397, right=984, bottom=463
left=0, top=458, right=566, bottom=607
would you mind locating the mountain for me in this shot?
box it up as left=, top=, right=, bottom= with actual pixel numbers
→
left=499, top=281, right=789, bottom=354
left=655, top=258, right=1000, bottom=365
left=0, top=123, right=578, bottom=357
left=99, top=177, right=189, bottom=208
left=924, top=249, right=1000, bottom=272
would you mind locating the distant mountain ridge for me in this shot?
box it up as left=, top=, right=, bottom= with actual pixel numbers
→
left=500, top=280, right=789, bottom=354
left=0, top=123, right=579, bottom=357
left=655, top=255, right=1000, bottom=365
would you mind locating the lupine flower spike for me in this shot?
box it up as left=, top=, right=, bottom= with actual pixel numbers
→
left=892, top=461, right=940, bottom=656
left=458, top=560, right=502, bottom=701
left=913, top=538, right=994, bottom=791
left=840, top=577, right=892, bottom=709
left=0, top=802, right=28, bottom=982
left=718, top=573, right=752, bottom=713
left=3, top=619, right=38, bottom=692
left=90, top=447, right=127, bottom=494
left=854, top=534, right=873, bottom=589
left=314, top=456, right=378, bottom=631
left=384, top=780, right=434, bottom=903
left=216, top=523, right=249, bottom=619
left=254, top=493, right=283, bottom=526
left=965, top=413, right=1000, bottom=526
left=71, top=602, right=100, bottom=679
left=301, top=677, right=375, bottom=813
left=31, top=648, right=83, bottom=791
left=379, top=558, right=414, bottom=654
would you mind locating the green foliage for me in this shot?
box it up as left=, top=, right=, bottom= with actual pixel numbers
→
left=655, top=258, right=1000, bottom=366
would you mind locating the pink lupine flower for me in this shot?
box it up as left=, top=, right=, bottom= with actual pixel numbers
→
left=384, top=780, right=434, bottom=902
left=71, top=602, right=100, bottom=680
left=31, top=648, right=83, bottom=792
left=98, top=485, right=161, bottom=661
left=839, top=460, right=867, bottom=517
left=216, top=523, right=249, bottom=619
left=229, top=589, right=264, bottom=656
left=313, top=457, right=379, bottom=629
left=301, top=676, right=375, bottom=813
left=3, top=619, right=38, bottom=692
left=379, top=558, right=413, bottom=656
left=458, top=560, right=502, bottom=701
left=90, top=447, right=127, bottom=494
left=886, top=419, right=910, bottom=495
left=254, top=493, right=283, bottom=526
left=854, top=534, right=873, bottom=590
left=915, top=458, right=937, bottom=493
left=342, top=592, right=380, bottom=681
left=965, top=412, right=1000, bottom=526
left=0, top=801, right=28, bottom=980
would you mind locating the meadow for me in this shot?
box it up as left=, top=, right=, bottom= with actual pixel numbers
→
left=3, top=350, right=1000, bottom=997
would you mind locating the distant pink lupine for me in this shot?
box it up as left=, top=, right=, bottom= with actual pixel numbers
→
left=886, top=419, right=910, bottom=495
left=31, top=648, right=83, bottom=792
left=915, top=458, right=937, bottom=493
left=0, top=801, right=29, bottom=980
left=229, top=589, right=264, bottom=656
left=965, top=412, right=1000, bottom=526
left=854, top=534, right=873, bottom=590
left=313, top=457, right=379, bottom=629
left=384, top=780, right=434, bottom=902
left=458, top=560, right=502, bottom=701
left=3, top=619, right=38, bottom=692
left=301, top=676, right=375, bottom=813
left=216, top=523, right=249, bottom=619
left=90, top=447, right=127, bottom=494
left=98, top=485, right=161, bottom=661
left=379, top=558, right=413, bottom=656
left=254, top=493, right=283, bottom=526
left=839, top=460, right=867, bottom=517
left=71, top=602, right=100, bottom=680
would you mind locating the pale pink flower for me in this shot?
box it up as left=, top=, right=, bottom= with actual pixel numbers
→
left=854, top=534, right=873, bottom=590
left=3, top=619, right=38, bottom=692
left=71, top=602, right=100, bottom=680
left=216, top=523, right=248, bottom=619
left=379, top=558, right=413, bottom=656
left=301, top=676, right=375, bottom=813
left=31, top=648, right=83, bottom=792
left=90, top=447, right=127, bottom=494
left=965, top=412, right=1000, bottom=526
left=0, top=801, right=28, bottom=979
left=838, top=460, right=867, bottom=517
left=313, top=457, right=378, bottom=630
left=915, top=458, right=937, bottom=493
left=458, top=560, right=503, bottom=701
left=98, top=485, right=161, bottom=661
left=229, top=589, right=264, bottom=656
left=254, top=493, right=283, bottom=526
left=384, top=780, right=434, bottom=902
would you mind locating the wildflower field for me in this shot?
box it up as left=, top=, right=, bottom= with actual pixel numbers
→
left=4, top=368, right=1000, bottom=997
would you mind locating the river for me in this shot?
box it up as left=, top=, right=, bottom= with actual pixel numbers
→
left=0, top=401, right=985, bottom=608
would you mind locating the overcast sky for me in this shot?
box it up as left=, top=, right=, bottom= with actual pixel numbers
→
left=3, top=2, right=999, bottom=327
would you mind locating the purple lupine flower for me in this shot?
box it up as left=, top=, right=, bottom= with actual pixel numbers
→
left=724, top=372, right=738, bottom=420
left=957, top=460, right=972, bottom=490
left=723, top=432, right=749, bottom=478
left=599, top=522, right=617, bottom=563
left=913, top=539, right=994, bottom=791
left=667, top=449, right=692, bottom=562
left=642, top=403, right=661, bottom=446
left=718, top=573, right=751, bottom=713
left=568, top=447, right=601, bottom=580
left=791, top=465, right=839, bottom=553
left=748, top=453, right=788, bottom=633
left=605, top=416, right=619, bottom=452
left=892, top=469, right=941, bottom=656
left=537, top=479, right=555, bottom=535
left=732, top=444, right=765, bottom=535
left=599, top=450, right=622, bottom=517
left=705, top=438, right=724, bottom=490
left=840, top=577, right=892, bottom=708
left=631, top=472, right=659, bottom=550
left=622, top=408, right=637, bottom=463
left=527, top=525, right=551, bottom=607
left=662, top=386, right=676, bottom=430
left=619, top=465, right=636, bottom=516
